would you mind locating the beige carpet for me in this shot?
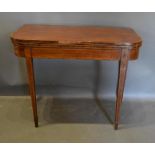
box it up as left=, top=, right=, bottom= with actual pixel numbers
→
left=0, top=96, right=155, bottom=142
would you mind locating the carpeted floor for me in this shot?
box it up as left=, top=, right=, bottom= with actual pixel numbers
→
left=0, top=96, right=155, bottom=142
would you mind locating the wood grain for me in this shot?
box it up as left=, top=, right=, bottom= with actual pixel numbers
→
left=11, top=25, right=142, bottom=46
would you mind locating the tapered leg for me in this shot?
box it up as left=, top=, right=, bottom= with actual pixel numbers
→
left=114, top=49, right=129, bottom=130
left=25, top=48, right=38, bottom=127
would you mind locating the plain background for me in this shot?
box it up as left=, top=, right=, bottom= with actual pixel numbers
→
left=0, top=12, right=154, bottom=99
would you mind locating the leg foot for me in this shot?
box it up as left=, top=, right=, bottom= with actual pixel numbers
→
left=35, top=121, right=39, bottom=127
left=114, top=123, right=118, bottom=130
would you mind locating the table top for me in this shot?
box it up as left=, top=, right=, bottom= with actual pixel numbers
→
left=11, top=24, right=142, bottom=47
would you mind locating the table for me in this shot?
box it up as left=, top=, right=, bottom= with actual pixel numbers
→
left=11, top=24, right=142, bottom=129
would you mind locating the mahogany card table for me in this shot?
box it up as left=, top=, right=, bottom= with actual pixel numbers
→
left=11, top=25, right=142, bottom=129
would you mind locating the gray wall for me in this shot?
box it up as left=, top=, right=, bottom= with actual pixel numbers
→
left=0, top=13, right=155, bottom=99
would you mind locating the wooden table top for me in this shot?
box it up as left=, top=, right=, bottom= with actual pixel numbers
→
left=11, top=24, right=142, bottom=47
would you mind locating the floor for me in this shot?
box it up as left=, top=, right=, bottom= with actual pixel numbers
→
left=0, top=96, right=155, bottom=142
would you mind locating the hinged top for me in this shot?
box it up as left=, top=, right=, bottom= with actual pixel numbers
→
left=11, top=24, right=142, bottom=47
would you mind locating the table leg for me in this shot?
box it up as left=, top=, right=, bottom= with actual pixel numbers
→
left=114, top=49, right=129, bottom=130
left=25, top=48, right=38, bottom=127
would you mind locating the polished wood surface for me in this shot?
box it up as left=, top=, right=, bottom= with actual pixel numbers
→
left=11, top=25, right=142, bottom=129
left=11, top=25, right=141, bottom=60
left=11, top=24, right=141, bottom=45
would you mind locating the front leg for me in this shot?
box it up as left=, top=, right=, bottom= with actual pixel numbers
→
left=25, top=48, right=38, bottom=127
left=114, top=48, right=129, bottom=130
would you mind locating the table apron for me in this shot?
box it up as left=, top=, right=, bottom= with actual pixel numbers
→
left=31, top=48, right=122, bottom=60
left=14, top=46, right=139, bottom=60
